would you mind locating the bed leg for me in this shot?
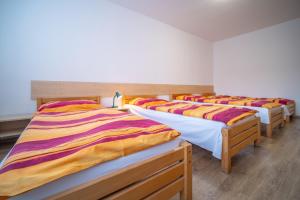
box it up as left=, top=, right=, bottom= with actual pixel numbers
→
left=285, top=116, right=290, bottom=123
left=221, top=129, right=231, bottom=174
left=280, top=109, right=285, bottom=128
left=254, top=119, right=261, bottom=146
left=266, top=124, right=272, bottom=138
left=221, top=153, right=231, bottom=174
left=180, top=142, right=192, bottom=200
left=254, top=139, right=260, bottom=146
left=280, top=120, right=285, bottom=128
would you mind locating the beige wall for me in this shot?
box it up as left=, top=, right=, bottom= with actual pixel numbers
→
left=0, top=0, right=213, bottom=116
left=213, top=18, right=300, bottom=115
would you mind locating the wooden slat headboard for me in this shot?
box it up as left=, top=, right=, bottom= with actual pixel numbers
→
left=31, top=80, right=214, bottom=99
left=36, top=96, right=101, bottom=110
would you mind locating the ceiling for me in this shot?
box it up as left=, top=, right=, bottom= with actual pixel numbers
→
left=109, top=0, right=300, bottom=41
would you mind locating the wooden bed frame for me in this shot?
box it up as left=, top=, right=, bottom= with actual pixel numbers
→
left=172, top=93, right=284, bottom=138
left=123, top=95, right=261, bottom=174
left=31, top=97, right=193, bottom=200
left=48, top=141, right=192, bottom=200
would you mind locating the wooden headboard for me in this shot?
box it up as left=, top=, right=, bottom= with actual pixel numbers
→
left=36, top=96, right=101, bottom=110
left=31, top=80, right=214, bottom=99
left=122, top=95, right=157, bottom=105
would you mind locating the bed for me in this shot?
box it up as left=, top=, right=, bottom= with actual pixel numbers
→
left=0, top=96, right=192, bottom=200
left=172, top=94, right=285, bottom=138
left=122, top=95, right=261, bottom=174
left=253, top=97, right=296, bottom=123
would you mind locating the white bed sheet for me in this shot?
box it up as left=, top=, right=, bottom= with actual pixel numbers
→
left=2, top=138, right=182, bottom=200
left=126, top=104, right=227, bottom=159
left=174, top=100, right=282, bottom=124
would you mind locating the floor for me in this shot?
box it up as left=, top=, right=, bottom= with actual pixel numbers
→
left=1, top=119, right=300, bottom=200
left=186, top=118, right=300, bottom=200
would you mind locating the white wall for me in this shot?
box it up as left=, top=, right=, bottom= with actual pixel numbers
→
left=214, top=18, right=300, bottom=115
left=0, top=0, right=213, bottom=117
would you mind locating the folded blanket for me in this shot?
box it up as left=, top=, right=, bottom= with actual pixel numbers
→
left=130, top=98, right=257, bottom=126
left=0, top=108, right=179, bottom=196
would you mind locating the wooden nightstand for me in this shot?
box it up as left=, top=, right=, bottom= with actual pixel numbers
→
left=0, top=114, right=32, bottom=143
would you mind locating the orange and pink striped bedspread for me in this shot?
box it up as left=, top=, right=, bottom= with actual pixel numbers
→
left=250, top=97, right=295, bottom=105
left=129, top=98, right=257, bottom=126
left=176, top=95, right=283, bottom=109
left=0, top=108, right=179, bottom=197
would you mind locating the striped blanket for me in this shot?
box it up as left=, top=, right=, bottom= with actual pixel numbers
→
left=129, top=98, right=257, bottom=126
left=251, top=97, right=295, bottom=105
left=176, top=95, right=281, bottom=109
left=0, top=108, right=179, bottom=196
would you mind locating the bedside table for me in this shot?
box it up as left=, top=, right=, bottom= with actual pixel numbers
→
left=0, top=114, right=32, bottom=143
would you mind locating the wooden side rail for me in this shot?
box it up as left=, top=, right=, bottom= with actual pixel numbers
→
left=221, top=117, right=261, bottom=173
left=48, top=142, right=192, bottom=200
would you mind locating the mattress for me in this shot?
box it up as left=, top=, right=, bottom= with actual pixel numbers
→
left=174, top=100, right=281, bottom=124
left=0, top=138, right=182, bottom=200
left=126, top=104, right=255, bottom=160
